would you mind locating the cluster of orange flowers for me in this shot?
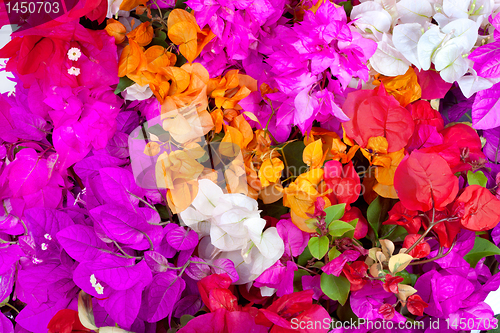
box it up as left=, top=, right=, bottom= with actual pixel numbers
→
left=106, top=7, right=424, bottom=232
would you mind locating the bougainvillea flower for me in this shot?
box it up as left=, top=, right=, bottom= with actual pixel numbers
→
left=177, top=274, right=269, bottom=332
left=421, top=123, right=485, bottom=173
left=293, top=0, right=376, bottom=86
left=407, top=100, right=444, bottom=131
left=2, top=149, right=63, bottom=210
left=382, top=274, right=404, bottom=294
left=47, top=309, right=90, bottom=333
left=127, top=21, right=154, bottom=47
left=304, top=128, right=355, bottom=163
left=167, top=9, right=216, bottom=63
left=342, top=85, right=414, bottom=153
left=372, top=148, right=405, bottom=199
left=340, top=206, right=368, bottom=239
left=322, top=250, right=360, bottom=276
left=350, top=280, right=406, bottom=323
left=0, top=21, right=118, bottom=89
left=254, top=260, right=297, bottom=297
left=373, top=67, right=422, bottom=107
left=406, top=295, right=428, bottom=316
left=323, top=161, right=360, bottom=208
left=343, top=261, right=368, bottom=291
left=282, top=169, right=328, bottom=232
left=454, top=185, right=500, bottom=231
left=415, top=68, right=453, bottom=100
left=394, top=150, right=459, bottom=212
left=414, top=269, right=495, bottom=326
left=256, top=290, right=330, bottom=333
left=276, top=218, right=310, bottom=258
left=402, top=234, right=430, bottom=259
left=422, top=207, right=462, bottom=248
left=181, top=180, right=284, bottom=284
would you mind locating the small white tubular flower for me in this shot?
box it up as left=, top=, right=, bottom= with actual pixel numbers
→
left=41, top=243, right=48, bottom=251
left=67, top=47, right=82, bottom=61
left=68, top=67, right=81, bottom=76
left=94, top=283, right=104, bottom=295
left=90, top=274, right=97, bottom=287
left=44, top=233, right=52, bottom=240
left=90, top=274, right=104, bottom=294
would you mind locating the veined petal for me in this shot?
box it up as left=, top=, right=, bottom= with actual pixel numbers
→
left=417, top=25, right=447, bottom=70
left=191, top=179, right=224, bottom=215
left=434, top=43, right=469, bottom=83
left=393, top=23, right=424, bottom=69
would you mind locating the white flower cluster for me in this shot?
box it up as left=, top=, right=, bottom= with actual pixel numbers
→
left=179, top=179, right=284, bottom=285
left=352, top=0, right=500, bottom=96
left=90, top=274, right=104, bottom=295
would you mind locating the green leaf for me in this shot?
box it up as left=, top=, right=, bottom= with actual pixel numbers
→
left=281, top=141, right=307, bottom=177
left=328, top=220, right=355, bottom=238
left=410, top=273, right=418, bottom=286
left=297, top=246, right=313, bottom=266
left=366, top=196, right=393, bottom=240
left=259, top=198, right=289, bottom=219
left=175, top=0, right=187, bottom=9
left=308, top=236, right=329, bottom=260
left=464, top=237, right=500, bottom=267
left=321, top=273, right=350, bottom=305
left=151, top=37, right=169, bottom=48
left=155, top=30, right=167, bottom=40
left=324, top=203, right=346, bottom=226
left=328, top=247, right=341, bottom=261
left=0, top=296, right=10, bottom=307
left=175, top=53, right=188, bottom=67
left=343, top=219, right=359, bottom=239
left=180, top=315, right=194, bottom=326
left=395, top=271, right=412, bottom=285
left=114, top=76, right=134, bottom=94
left=379, top=224, right=408, bottom=242
left=312, top=261, right=325, bottom=269
left=304, top=218, right=319, bottom=231
left=367, top=196, right=382, bottom=238
left=293, top=269, right=310, bottom=292
left=155, top=204, right=171, bottom=220
left=467, top=170, right=488, bottom=187
left=339, top=1, right=353, bottom=16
